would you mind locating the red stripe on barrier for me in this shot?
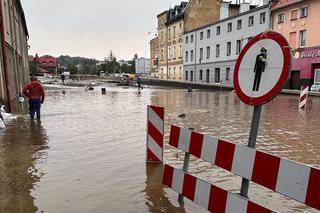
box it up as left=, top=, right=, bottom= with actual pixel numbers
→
left=247, top=201, right=272, bottom=213
left=163, top=164, right=174, bottom=188
left=252, top=151, right=280, bottom=190
left=208, top=185, right=227, bottom=213
left=148, top=121, right=163, bottom=148
left=150, top=105, right=164, bottom=120
left=189, top=131, right=204, bottom=158
left=300, top=94, right=307, bottom=102
left=147, top=149, right=161, bottom=162
left=305, top=168, right=320, bottom=210
left=169, top=125, right=180, bottom=148
left=182, top=173, right=197, bottom=201
left=215, top=140, right=235, bottom=171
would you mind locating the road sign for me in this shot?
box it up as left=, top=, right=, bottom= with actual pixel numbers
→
left=234, top=31, right=291, bottom=106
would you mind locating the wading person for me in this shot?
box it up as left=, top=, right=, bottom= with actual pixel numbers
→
left=252, top=47, right=267, bottom=92
left=61, top=73, right=66, bottom=84
left=137, top=75, right=143, bottom=90
left=23, top=76, right=45, bottom=120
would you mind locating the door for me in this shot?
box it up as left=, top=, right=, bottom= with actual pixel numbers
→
left=215, top=68, right=220, bottom=83
left=190, top=71, right=193, bottom=82
left=290, top=70, right=300, bottom=90
left=206, top=69, right=210, bottom=83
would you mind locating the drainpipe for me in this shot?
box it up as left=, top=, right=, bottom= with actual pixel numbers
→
left=194, top=30, right=197, bottom=82
left=0, top=0, right=11, bottom=112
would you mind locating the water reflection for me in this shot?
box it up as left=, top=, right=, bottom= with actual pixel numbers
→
left=144, top=164, right=186, bottom=213
left=0, top=117, right=48, bottom=212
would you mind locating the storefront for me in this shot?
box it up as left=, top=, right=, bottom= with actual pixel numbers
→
left=288, top=46, right=320, bottom=90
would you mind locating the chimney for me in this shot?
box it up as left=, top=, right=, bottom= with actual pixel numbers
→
left=220, top=1, right=230, bottom=20
left=240, top=2, right=250, bottom=13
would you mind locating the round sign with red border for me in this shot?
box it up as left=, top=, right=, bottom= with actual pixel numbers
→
left=234, top=31, right=291, bottom=106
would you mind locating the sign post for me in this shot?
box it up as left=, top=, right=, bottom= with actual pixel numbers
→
left=233, top=31, right=291, bottom=198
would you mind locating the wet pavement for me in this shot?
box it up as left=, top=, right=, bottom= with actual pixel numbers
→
left=0, top=82, right=319, bottom=212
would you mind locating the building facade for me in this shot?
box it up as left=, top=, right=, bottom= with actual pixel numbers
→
left=183, top=3, right=270, bottom=85
left=135, top=58, right=150, bottom=74
left=149, top=37, right=158, bottom=78
left=0, top=0, right=29, bottom=112
left=272, top=0, right=320, bottom=89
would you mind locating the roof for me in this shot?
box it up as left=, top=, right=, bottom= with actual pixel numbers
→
left=166, top=2, right=188, bottom=25
left=184, top=4, right=269, bottom=34
left=31, top=55, right=58, bottom=68
left=271, top=0, right=306, bottom=11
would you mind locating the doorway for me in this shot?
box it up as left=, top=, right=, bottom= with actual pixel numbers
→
left=215, top=68, right=220, bottom=83
left=190, top=71, right=193, bottom=82
left=290, top=70, right=300, bottom=90
left=206, top=69, right=210, bottom=83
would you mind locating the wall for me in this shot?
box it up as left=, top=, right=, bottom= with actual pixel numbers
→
left=184, top=0, right=220, bottom=32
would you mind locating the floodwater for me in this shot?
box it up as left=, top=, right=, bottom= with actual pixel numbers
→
left=0, top=82, right=319, bottom=213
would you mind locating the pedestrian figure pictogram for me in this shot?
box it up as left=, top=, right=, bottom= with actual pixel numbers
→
left=252, top=47, right=267, bottom=92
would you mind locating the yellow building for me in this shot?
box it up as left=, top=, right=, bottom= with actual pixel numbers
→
left=156, top=2, right=187, bottom=80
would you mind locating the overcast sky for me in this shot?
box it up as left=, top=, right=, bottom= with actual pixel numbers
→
left=21, top=0, right=185, bottom=61
left=21, top=0, right=262, bottom=61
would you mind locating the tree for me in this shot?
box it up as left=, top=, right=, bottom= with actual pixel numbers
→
left=29, top=62, right=38, bottom=74
left=66, top=64, right=78, bottom=75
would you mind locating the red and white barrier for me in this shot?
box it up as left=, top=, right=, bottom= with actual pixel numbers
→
left=146, top=105, right=164, bottom=163
left=169, top=125, right=320, bottom=210
left=163, top=164, right=275, bottom=213
left=299, top=86, right=309, bottom=109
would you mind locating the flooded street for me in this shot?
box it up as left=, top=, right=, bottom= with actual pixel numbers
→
left=0, top=83, right=319, bottom=213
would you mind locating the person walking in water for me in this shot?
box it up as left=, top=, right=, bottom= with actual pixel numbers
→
left=137, top=75, right=143, bottom=90
left=23, top=76, right=45, bottom=120
left=252, top=47, right=267, bottom=92
left=61, top=73, right=66, bottom=84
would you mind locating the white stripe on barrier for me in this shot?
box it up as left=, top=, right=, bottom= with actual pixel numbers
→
left=194, top=179, right=210, bottom=209
left=226, top=193, right=248, bottom=213
left=178, top=127, right=191, bottom=152
left=147, top=136, right=163, bottom=162
left=232, top=145, right=256, bottom=180
left=201, top=135, right=218, bottom=163
left=299, top=99, right=307, bottom=109
left=172, top=168, right=184, bottom=194
left=148, top=107, right=164, bottom=134
left=276, top=159, right=311, bottom=203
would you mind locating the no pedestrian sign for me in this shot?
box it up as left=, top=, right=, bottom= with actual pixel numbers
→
left=234, top=31, right=292, bottom=106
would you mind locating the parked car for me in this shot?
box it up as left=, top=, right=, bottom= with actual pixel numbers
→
left=311, top=83, right=320, bottom=92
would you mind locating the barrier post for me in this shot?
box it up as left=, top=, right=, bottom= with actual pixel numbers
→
left=178, top=152, right=190, bottom=204
left=240, top=105, right=262, bottom=197
left=299, top=86, right=308, bottom=110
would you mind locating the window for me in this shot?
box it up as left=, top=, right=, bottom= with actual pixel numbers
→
left=179, top=44, right=182, bottom=57
left=248, top=16, right=254, bottom=27
left=200, top=48, right=203, bottom=60
left=207, top=29, right=211, bottom=38
left=173, top=26, right=176, bottom=38
left=161, top=49, right=164, bottom=60
left=168, top=28, right=171, bottom=39
left=191, top=34, right=194, bottom=42
left=260, top=12, right=266, bottom=24
left=206, top=46, right=210, bottom=59
left=185, top=71, right=188, bottom=80
left=216, top=26, right=220, bottom=35
left=278, top=13, right=284, bottom=23
left=236, top=40, right=242, bottom=54
left=186, top=36, right=189, bottom=44
left=200, top=70, right=203, bottom=81
left=191, top=50, right=194, bottom=61
left=227, top=23, right=232, bottom=32
left=300, top=30, right=306, bottom=47
left=226, top=67, right=230, bottom=80
left=168, top=47, right=171, bottom=59
left=185, top=51, right=188, bottom=62
left=200, top=31, right=204, bottom=40
left=216, top=44, right=220, bottom=57
left=301, top=7, right=308, bottom=18
left=173, top=45, right=176, bottom=58
left=237, top=20, right=242, bottom=30
left=291, top=9, right=298, bottom=20
left=227, top=42, right=231, bottom=56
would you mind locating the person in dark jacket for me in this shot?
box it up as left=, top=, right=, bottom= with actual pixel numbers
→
left=23, top=76, right=45, bottom=119
left=252, top=47, right=267, bottom=92
left=137, top=76, right=143, bottom=90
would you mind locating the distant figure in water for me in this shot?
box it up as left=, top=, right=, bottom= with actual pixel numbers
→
left=137, top=75, right=143, bottom=90
left=61, top=73, right=66, bottom=84
left=23, top=76, right=45, bottom=120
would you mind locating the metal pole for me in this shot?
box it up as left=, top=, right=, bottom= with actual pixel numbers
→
left=178, top=152, right=190, bottom=203
left=240, top=105, right=262, bottom=197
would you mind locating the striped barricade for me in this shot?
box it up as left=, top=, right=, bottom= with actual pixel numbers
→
left=165, top=125, right=320, bottom=211
left=163, top=164, right=275, bottom=213
left=146, top=105, right=164, bottom=163
left=299, top=86, right=309, bottom=109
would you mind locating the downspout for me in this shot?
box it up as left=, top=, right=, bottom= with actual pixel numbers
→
left=194, top=30, right=197, bottom=82
left=0, top=0, right=11, bottom=112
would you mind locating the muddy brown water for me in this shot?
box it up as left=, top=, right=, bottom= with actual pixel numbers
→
left=0, top=84, right=319, bottom=213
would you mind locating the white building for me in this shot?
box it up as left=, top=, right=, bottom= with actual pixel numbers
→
left=135, top=58, right=151, bottom=74
left=183, top=3, right=270, bottom=85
